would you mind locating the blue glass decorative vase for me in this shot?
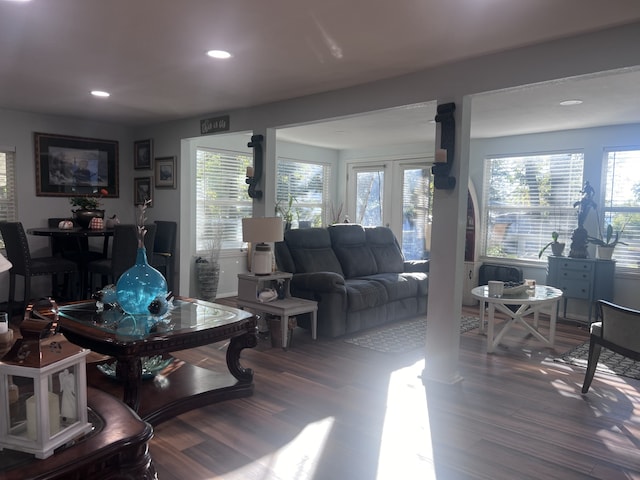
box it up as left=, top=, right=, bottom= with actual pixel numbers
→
left=116, top=247, right=168, bottom=315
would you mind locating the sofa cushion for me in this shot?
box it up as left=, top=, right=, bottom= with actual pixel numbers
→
left=328, top=224, right=377, bottom=278
left=284, top=227, right=344, bottom=275
left=365, top=272, right=428, bottom=300
left=365, top=227, right=405, bottom=273
left=344, top=278, right=388, bottom=311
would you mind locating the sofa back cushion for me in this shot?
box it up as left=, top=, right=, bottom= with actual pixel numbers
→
left=328, top=224, right=378, bottom=278
left=365, top=226, right=405, bottom=273
left=282, top=227, right=344, bottom=275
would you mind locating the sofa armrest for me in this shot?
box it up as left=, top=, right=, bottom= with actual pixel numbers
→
left=290, top=271, right=346, bottom=292
left=404, top=259, right=429, bottom=273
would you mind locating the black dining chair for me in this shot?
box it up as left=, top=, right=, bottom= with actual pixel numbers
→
left=151, top=220, right=177, bottom=293
left=0, top=221, right=79, bottom=312
left=86, top=224, right=156, bottom=292
left=48, top=217, right=106, bottom=294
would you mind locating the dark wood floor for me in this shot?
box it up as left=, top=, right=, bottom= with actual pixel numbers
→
left=148, top=301, right=640, bottom=479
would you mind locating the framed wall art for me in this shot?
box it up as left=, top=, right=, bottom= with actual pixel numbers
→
left=154, top=156, right=177, bottom=189
left=34, top=132, right=119, bottom=197
left=134, top=177, right=153, bottom=207
left=134, top=139, right=153, bottom=170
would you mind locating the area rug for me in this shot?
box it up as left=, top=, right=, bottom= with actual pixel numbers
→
left=556, top=342, right=640, bottom=381
left=344, top=316, right=479, bottom=353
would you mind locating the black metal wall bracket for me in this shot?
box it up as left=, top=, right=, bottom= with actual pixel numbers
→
left=246, top=134, right=264, bottom=199
left=432, top=102, right=456, bottom=190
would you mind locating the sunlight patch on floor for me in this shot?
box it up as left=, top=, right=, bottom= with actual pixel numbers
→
left=377, top=359, right=436, bottom=480
left=257, top=416, right=335, bottom=479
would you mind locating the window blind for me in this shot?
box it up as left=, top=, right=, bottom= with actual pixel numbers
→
left=196, top=147, right=252, bottom=252
left=276, top=158, right=331, bottom=227
left=0, top=149, right=17, bottom=250
left=482, top=152, right=584, bottom=260
left=602, top=148, right=640, bottom=270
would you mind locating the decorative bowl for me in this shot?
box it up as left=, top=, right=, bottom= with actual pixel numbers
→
left=97, top=356, right=173, bottom=380
left=502, top=283, right=529, bottom=295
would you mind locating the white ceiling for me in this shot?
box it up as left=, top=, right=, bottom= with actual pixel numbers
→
left=2, top=0, right=640, bottom=149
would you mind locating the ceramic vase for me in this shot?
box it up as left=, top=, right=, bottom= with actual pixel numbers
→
left=196, top=260, right=220, bottom=302
left=596, top=245, right=614, bottom=260
left=116, top=247, right=168, bottom=315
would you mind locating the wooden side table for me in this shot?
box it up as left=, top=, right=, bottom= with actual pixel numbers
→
left=237, top=272, right=318, bottom=350
left=0, top=388, right=155, bottom=480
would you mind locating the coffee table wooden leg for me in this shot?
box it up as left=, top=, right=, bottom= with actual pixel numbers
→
left=226, top=330, right=258, bottom=382
left=116, top=356, right=143, bottom=412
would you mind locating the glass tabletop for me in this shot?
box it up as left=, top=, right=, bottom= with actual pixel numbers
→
left=471, top=284, right=563, bottom=304
left=57, top=298, right=250, bottom=339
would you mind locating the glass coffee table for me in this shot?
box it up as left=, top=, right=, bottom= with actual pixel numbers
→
left=471, top=284, right=563, bottom=353
left=43, top=297, right=257, bottom=425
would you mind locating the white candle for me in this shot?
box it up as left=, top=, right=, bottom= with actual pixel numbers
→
left=435, top=149, right=447, bottom=163
left=246, top=166, right=254, bottom=177
left=26, top=392, right=61, bottom=440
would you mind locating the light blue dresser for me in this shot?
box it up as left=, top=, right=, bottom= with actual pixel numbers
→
left=546, top=256, right=615, bottom=323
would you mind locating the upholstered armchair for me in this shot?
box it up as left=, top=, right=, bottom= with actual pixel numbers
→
left=582, top=300, right=640, bottom=393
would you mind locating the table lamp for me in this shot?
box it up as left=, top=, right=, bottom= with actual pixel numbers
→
left=242, top=217, right=284, bottom=275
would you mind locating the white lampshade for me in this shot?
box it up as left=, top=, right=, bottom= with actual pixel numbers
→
left=242, top=217, right=284, bottom=275
left=242, top=217, right=284, bottom=244
left=0, top=253, right=12, bottom=273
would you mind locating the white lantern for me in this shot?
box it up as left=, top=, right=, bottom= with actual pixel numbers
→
left=0, top=300, right=92, bottom=459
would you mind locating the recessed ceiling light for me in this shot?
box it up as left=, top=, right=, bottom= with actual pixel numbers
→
left=559, top=99, right=583, bottom=106
left=207, top=50, right=232, bottom=59
left=91, top=90, right=110, bottom=98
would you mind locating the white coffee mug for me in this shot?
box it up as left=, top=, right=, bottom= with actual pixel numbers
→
left=487, top=281, right=504, bottom=298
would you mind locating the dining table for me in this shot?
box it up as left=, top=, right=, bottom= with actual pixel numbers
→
left=27, top=227, right=115, bottom=298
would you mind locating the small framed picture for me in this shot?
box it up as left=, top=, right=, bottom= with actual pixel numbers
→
left=134, top=177, right=153, bottom=207
left=155, top=156, right=177, bottom=189
left=134, top=139, right=153, bottom=170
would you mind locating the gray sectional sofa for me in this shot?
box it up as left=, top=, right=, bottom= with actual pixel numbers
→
left=274, top=223, right=429, bottom=338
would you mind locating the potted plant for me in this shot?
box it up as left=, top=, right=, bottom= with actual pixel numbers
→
left=69, top=188, right=108, bottom=228
left=275, top=195, right=297, bottom=230
left=587, top=223, right=627, bottom=259
left=538, top=231, right=565, bottom=258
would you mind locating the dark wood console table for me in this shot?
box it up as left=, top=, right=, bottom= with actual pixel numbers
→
left=0, top=388, right=155, bottom=480
left=48, top=297, right=257, bottom=425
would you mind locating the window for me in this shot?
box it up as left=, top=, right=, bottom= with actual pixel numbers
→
left=0, top=148, right=17, bottom=250
left=196, top=147, right=252, bottom=252
left=482, top=152, right=584, bottom=260
left=276, top=158, right=331, bottom=227
left=601, top=148, right=640, bottom=270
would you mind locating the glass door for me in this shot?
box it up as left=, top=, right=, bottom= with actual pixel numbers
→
left=354, top=167, right=385, bottom=226
left=348, top=161, right=432, bottom=260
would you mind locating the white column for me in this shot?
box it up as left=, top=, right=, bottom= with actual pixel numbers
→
left=422, top=96, right=471, bottom=384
